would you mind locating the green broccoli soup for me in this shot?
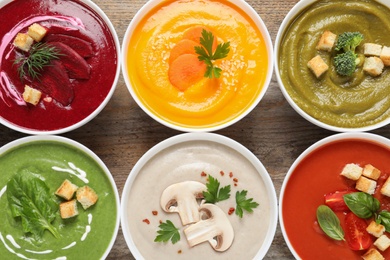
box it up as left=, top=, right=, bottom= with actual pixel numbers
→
left=278, top=0, right=390, bottom=128
left=0, top=140, right=118, bottom=259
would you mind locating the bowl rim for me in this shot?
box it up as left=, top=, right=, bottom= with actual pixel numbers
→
left=278, top=132, right=390, bottom=259
left=0, top=134, right=121, bottom=259
left=0, top=0, right=121, bottom=135
left=121, top=0, right=274, bottom=133
left=121, top=132, right=278, bottom=259
left=273, top=0, right=390, bottom=133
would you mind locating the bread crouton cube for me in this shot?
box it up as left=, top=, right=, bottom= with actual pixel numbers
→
left=380, top=46, right=390, bottom=66
left=363, top=57, right=384, bottom=77
left=307, top=55, right=329, bottom=78
left=13, top=33, right=34, bottom=52
left=374, top=235, right=390, bottom=251
left=356, top=176, right=376, bottom=194
left=316, top=30, right=337, bottom=52
left=28, top=23, right=47, bottom=42
left=380, top=177, right=390, bottom=197
left=364, top=43, right=382, bottom=57
left=366, top=221, right=385, bottom=238
left=55, top=179, right=78, bottom=200
left=340, top=163, right=363, bottom=180
left=363, top=164, right=381, bottom=180
left=363, top=248, right=385, bottom=260
left=22, top=85, right=42, bottom=106
left=76, top=186, right=98, bottom=209
left=60, top=199, right=79, bottom=219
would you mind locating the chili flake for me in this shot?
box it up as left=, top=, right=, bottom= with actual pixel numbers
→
left=142, top=218, right=150, bottom=224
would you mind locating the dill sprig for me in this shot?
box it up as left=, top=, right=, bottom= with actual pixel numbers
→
left=13, top=42, right=62, bottom=81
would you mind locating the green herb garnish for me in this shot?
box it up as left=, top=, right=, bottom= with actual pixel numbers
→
left=194, top=29, right=230, bottom=79
left=235, top=190, right=259, bottom=218
left=316, top=205, right=345, bottom=241
left=154, top=220, right=180, bottom=244
left=14, top=42, right=62, bottom=80
left=377, top=211, right=390, bottom=232
left=6, top=168, right=60, bottom=239
left=343, top=192, right=380, bottom=219
left=203, top=175, right=231, bottom=204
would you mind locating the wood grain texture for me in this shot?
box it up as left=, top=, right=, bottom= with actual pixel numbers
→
left=2, top=0, right=390, bottom=259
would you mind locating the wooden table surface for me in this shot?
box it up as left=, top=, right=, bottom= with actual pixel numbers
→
left=3, top=0, right=390, bottom=259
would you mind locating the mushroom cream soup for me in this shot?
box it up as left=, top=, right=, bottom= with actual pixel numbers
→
left=278, top=0, right=390, bottom=128
left=0, top=140, right=117, bottom=259
left=125, top=0, right=269, bottom=129
left=125, top=140, right=271, bottom=259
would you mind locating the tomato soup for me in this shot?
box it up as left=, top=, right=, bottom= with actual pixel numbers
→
left=0, top=0, right=118, bottom=132
left=125, top=0, right=269, bottom=129
left=282, top=138, right=390, bottom=259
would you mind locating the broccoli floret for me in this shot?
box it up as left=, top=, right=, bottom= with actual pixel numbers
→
left=334, top=51, right=360, bottom=76
left=335, top=32, right=364, bottom=52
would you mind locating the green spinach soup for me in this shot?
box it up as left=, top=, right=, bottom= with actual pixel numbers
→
left=278, top=0, right=390, bottom=128
left=0, top=139, right=118, bottom=259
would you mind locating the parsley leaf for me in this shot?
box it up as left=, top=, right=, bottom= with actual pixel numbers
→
left=194, top=29, right=230, bottom=79
left=235, top=190, right=259, bottom=218
left=154, top=220, right=180, bottom=244
left=203, top=175, right=231, bottom=204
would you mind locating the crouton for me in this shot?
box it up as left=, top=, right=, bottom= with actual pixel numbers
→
left=364, top=43, right=383, bottom=57
left=374, top=235, right=390, bottom=251
left=55, top=179, right=78, bottom=200
left=356, top=176, right=376, bottom=194
left=316, top=30, right=337, bottom=52
left=28, top=23, right=47, bottom=42
left=59, top=199, right=79, bottom=219
left=307, top=55, right=329, bottom=78
left=380, top=177, right=390, bottom=197
left=363, top=57, right=384, bottom=77
left=363, top=248, right=385, bottom=260
left=13, top=33, right=34, bottom=52
left=76, top=186, right=98, bottom=209
left=366, top=221, right=385, bottom=238
left=363, top=164, right=381, bottom=180
left=340, top=163, right=363, bottom=181
left=22, top=85, right=42, bottom=106
left=380, top=46, right=390, bottom=66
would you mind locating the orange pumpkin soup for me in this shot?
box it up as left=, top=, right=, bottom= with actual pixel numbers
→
left=125, top=0, right=269, bottom=129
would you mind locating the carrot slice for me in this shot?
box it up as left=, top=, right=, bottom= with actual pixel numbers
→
left=168, top=54, right=207, bottom=91
left=182, top=25, right=218, bottom=51
left=169, top=39, right=199, bottom=65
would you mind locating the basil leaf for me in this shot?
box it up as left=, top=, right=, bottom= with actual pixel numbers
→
left=343, top=192, right=380, bottom=219
left=378, top=211, right=390, bottom=232
left=316, top=205, right=345, bottom=241
left=6, top=168, right=60, bottom=239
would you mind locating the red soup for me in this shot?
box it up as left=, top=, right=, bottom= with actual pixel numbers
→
left=282, top=138, right=390, bottom=259
left=0, top=0, right=118, bottom=132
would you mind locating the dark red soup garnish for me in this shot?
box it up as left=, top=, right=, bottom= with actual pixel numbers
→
left=0, top=0, right=118, bottom=132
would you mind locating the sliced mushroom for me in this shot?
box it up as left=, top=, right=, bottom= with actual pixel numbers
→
left=160, top=181, right=206, bottom=225
left=184, top=203, right=234, bottom=252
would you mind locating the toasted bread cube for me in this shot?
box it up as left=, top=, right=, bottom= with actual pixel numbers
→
left=364, top=43, right=383, bottom=57
left=356, top=176, right=377, bottom=194
left=22, top=85, right=42, bottom=106
left=55, top=179, right=78, bottom=200
left=363, top=164, right=381, bottom=180
left=380, top=46, right=390, bottom=66
left=13, top=33, right=34, bottom=52
left=60, top=199, right=79, bottom=219
left=363, top=248, right=385, bottom=260
left=366, top=221, right=385, bottom=238
left=308, top=55, right=329, bottom=78
left=316, top=30, right=337, bottom=52
left=363, top=57, right=384, bottom=77
left=76, top=186, right=98, bottom=209
left=340, top=163, right=363, bottom=180
left=380, top=177, right=390, bottom=197
left=28, top=23, right=47, bottom=42
left=374, top=235, right=390, bottom=251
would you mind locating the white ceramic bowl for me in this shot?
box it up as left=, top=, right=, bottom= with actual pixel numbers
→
left=0, top=135, right=120, bottom=259
left=122, top=0, right=273, bottom=132
left=274, top=0, right=390, bottom=132
left=121, top=133, right=278, bottom=259
left=0, top=0, right=120, bottom=135
left=279, top=132, right=390, bottom=259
